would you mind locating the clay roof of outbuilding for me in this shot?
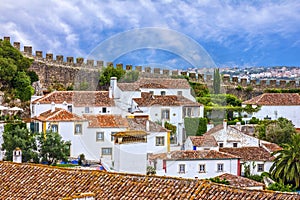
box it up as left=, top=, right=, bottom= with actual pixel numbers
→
left=33, top=108, right=85, bottom=122
left=189, top=135, right=218, bottom=147
left=83, top=114, right=128, bottom=128
left=243, top=93, right=300, bottom=105
left=117, top=77, right=191, bottom=91
left=0, top=162, right=298, bottom=199
left=32, top=91, right=114, bottom=107
left=220, top=147, right=275, bottom=161
left=216, top=173, right=265, bottom=188
left=133, top=92, right=200, bottom=107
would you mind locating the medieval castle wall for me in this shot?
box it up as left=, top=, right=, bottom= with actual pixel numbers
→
left=3, top=36, right=300, bottom=90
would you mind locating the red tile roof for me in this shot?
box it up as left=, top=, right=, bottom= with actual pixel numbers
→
left=117, top=77, right=191, bottom=91
left=150, top=150, right=239, bottom=161
left=83, top=114, right=128, bottom=128
left=33, top=91, right=114, bottom=107
left=33, top=108, right=85, bottom=122
left=1, top=162, right=298, bottom=199
left=189, top=135, right=218, bottom=147
left=216, top=173, right=265, bottom=188
left=220, top=147, right=275, bottom=161
left=261, top=142, right=283, bottom=153
left=243, top=93, right=300, bottom=105
left=204, top=124, right=224, bottom=135
left=133, top=92, right=200, bottom=107
left=126, top=117, right=169, bottom=132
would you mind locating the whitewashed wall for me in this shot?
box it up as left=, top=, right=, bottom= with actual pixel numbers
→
left=154, top=158, right=239, bottom=179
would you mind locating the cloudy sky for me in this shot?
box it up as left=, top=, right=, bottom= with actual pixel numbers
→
left=1, top=0, right=300, bottom=69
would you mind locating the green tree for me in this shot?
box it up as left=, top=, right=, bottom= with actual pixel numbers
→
left=37, top=131, right=70, bottom=165
left=99, top=66, right=125, bottom=88
left=120, top=70, right=139, bottom=83
left=184, top=117, right=207, bottom=136
left=213, top=68, right=221, bottom=94
left=270, top=134, right=300, bottom=188
left=2, top=123, right=38, bottom=163
left=26, top=70, right=39, bottom=84
left=0, top=39, right=33, bottom=101
left=255, top=117, right=296, bottom=145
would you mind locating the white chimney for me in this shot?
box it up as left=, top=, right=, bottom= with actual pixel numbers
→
left=51, top=102, right=55, bottom=112
left=110, top=77, right=117, bottom=99
left=223, top=119, right=227, bottom=132
left=109, top=86, right=113, bottom=98
left=236, top=121, right=241, bottom=131
left=13, top=147, right=22, bottom=163
left=146, top=120, right=150, bottom=131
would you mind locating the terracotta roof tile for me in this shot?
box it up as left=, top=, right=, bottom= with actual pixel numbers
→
left=83, top=114, right=128, bottom=128
left=133, top=92, right=200, bottom=107
left=243, top=93, right=300, bottom=105
left=150, top=150, right=239, bottom=161
left=220, top=147, right=275, bottom=161
left=216, top=173, right=265, bottom=188
left=33, top=108, right=85, bottom=122
left=33, top=91, right=114, bottom=107
left=126, top=117, right=169, bottom=132
left=262, top=142, right=283, bottom=153
left=204, top=124, right=224, bottom=135
left=118, top=77, right=191, bottom=91
left=189, top=135, right=218, bottom=147
left=1, top=162, right=298, bottom=199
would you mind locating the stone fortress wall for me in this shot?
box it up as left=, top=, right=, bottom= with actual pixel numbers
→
left=3, top=36, right=300, bottom=90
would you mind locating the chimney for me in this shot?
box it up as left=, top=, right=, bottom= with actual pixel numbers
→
left=13, top=147, right=22, bottom=163
left=223, top=119, right=227, bottom=132
left=51, top=102, right=55, bottom=112
left=146, top=120, right=150, bottom=131
left=109, top=86, right=113, bottom=98
left=110, top=77, right=117, bottom=99
left=236, top=121, right=241, bottom=131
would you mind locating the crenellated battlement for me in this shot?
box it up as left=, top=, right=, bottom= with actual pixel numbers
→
left=3, top=36, right=300, bottom=90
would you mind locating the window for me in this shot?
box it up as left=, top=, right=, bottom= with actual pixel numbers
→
left=161, top=91, right=166, bottom=96
left=101, top=148, right=112, bottom=155
left=74, top=124, right=82, bottom=135
left=102, top=107, right=107, bottom=113
left=219, top=143, right=224, bottom=148
left=149, top=91, right=154, bottom=95
left=85, top=107, right=90, bottom=113
left=217, top=163, right=224, bottom=172
left=258, top=164, right=264, bottom=172
left=51, top=124, right=58, bottom=133
left=233, top=143, right=238, bottom=147
left=156, top=136, right=165, bottom=146
left=67, top=105, right=72, bottom=112
left=177, top=91, right=182, bottom=96
left=199, top=164, right=206, bottom=173
left=161, top=109, right=170, bottom=120
left=96, top=132, right=104, bottom=141
left=179, top=164, right=185, bottom=173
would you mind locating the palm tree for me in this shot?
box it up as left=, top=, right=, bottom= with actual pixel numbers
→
left=270, top=134, right=300, bottom=188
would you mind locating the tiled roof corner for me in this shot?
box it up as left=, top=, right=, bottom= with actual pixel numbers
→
left=33, top=108, right=85, bottom=122
left=243, top=93, right=300, bottom=105
left=83, top=114, right=128, bottom=128
left=189, top=135, right=218, bottom=147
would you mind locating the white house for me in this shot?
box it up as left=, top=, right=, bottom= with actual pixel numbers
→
left=31, top=107, right=90, bottom=158
left=149, top=150, right=240, bottom=179
left=112, top=77, right=197, bottom=114
left=220, top=147, right=275, bottom=176
left=82, top=114, right=128, bottom=163
left=113, top=130, right=148, bottom=174
left=184, top=135, right=219, bottom=151
left=133, top=92, right=204, bottom=146
left=203, top=121, right=261, bottom=148
left=242, top=93, right=300, bottom=128
left=30, top=91, right=120, bottom=118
